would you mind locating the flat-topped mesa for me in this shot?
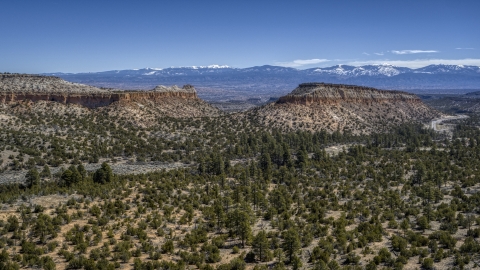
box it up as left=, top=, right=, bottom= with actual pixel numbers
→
left=140, top=84, right=198, bottom=99
left=277, top=82, right=421, bottom=105
left=252, top=82, right=441, bottom=134
left=0, top=74, right=198, bottom=108
left=109, top=87, right=198, bottom=104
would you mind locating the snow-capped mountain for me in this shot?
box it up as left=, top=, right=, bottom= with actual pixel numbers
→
left=47, top=64, right=479, bottom=78
left=148, top=63, right=478, bottom=77
left=414, top=64, right=480, bottom=74
left=240, top=65, right=298, bottom=73
left=44, top=64, right=480, bottom=100
left=307, top=64, right=412, bottom=77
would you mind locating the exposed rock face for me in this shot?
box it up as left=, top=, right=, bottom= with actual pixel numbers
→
left=0, top=74, right=198, bottom=109
left=249, top=83, right=442, bottom=134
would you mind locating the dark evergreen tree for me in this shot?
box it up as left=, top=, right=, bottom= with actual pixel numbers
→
left=253, top=230, right=269, bottom=262
left=93, top=162, right=113, bottom=184
left=40, top=165, right=51, bottom=178
left=77, top=164, right=87, bottom=180
left=282, top=228, right=301, bottom=263
left=259, top=151, right=272, bottom=182
left=25, top=167, right=40, bottom=188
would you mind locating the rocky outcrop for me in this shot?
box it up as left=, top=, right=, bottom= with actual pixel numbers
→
left=0, top=74, right=198, bottom=108
left=277, top=83, right=421, bottom=105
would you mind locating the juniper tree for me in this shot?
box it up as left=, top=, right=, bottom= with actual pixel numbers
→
left=25, top=167, right=40, bottom=188
left=93, top=162, right=113, bottom=184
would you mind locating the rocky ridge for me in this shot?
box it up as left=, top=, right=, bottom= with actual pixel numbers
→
left=0, top=74, right=220, bottom=121
left=249, top=83, right=442, bottom=134
left=0, top=74, right=199, bottom=109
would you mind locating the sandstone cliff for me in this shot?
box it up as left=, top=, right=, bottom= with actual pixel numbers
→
left=248, top=83, right=442, bottom=134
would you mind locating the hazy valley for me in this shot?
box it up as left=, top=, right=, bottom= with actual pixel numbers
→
left=44, top=64, right=480, bottom=103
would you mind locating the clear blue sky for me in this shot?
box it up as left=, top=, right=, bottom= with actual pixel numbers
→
left=1, top=0, right=479, bottom=73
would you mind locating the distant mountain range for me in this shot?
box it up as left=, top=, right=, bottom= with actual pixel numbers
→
left=44, top=64, right=480, bottom=101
